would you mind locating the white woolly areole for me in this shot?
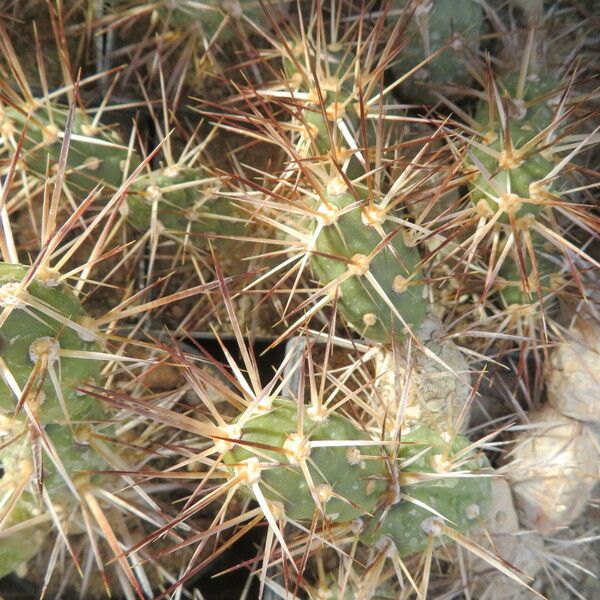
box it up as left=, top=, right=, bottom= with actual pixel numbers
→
left=214, top=423, right=242, bottom=453
left=234, top=457, right=262, bottom=485
left=421, top=516, right=443, bottom=537
left=283, top=432, right=311, bottom=464
left=0, top=282, right=25, bottom=308
left=29, top=337, right=60, bottom=364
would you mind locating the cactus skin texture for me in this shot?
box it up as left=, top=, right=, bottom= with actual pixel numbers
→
left=310, top=190, right=426, bottom=343
left=0, top=423, right=109, bottom=577
left=151, top=0, right=271, bottom=43
left=389, top=0, right=483, bottom=102
left=362, top=427, right=491, bottom=556
left=125, top=166, right=243, bottom=245
left=495, top=239, right=559, bottom=307
left=0, top=104, right=133, bottom=191
left=224, top=399, right=389, bottom=521
left=468, top=75, right=561, bottom=221
left=224, top=399, right=490, bottom=556
left=0, top=502, right=50, bottom=579
left=0, top=263, right=102, bottom=423
left=0, top=422, right=107, bottom=496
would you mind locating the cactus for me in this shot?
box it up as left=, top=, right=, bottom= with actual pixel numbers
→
left=0, top=421, right=108, bottom=494
left=0, top=500, right=50, bottom=579
left=466, top=74, right=563, bottom=222
left=494, top=237, right=561, bottom=307
left=223, top=398, right=490, bottom=555
left=224, top=398, right=389, bottom=522
left=362, top=426, right=491, bottom=556
left=0, top=263, right=103, bottom=423
left=0, top=418, right=110, bottom=577
left=125, top=165, right=244, bottom=249
left=387, top=0, right=484, bottom=101
left=258, top=27, right=429, bottom=344
left=310, top=188, right=427, bottom=343
left=1, top=2, right=598, bottom=598
left=0, top=102, right=135, bottom=192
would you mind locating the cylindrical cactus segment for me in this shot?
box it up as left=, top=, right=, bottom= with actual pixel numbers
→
left=310, top=189, right=426, bottom=343
left=155, top=0, right=273, bottom=42
left=0, top=421, right=108, bottom=496
left=0, top=422, right=110, bottom=577
left=468, top=74, right=561, bottom=220
left=223, top=399, right=390, bottom=522
left=0, top=263, right=102, bottom=423
left=0, top=501, right=50, bottom=579
left=362, top=427, right=491, bottom=556
left=223, top=399, right=490, bottom=556
left=388, top=0, right=484, bottom=101
left=282, top=43, right=392, bottom=180
left=495, top=239, right=560, bottom=307
left=0, top=103, right=134, bottom=191
left=125, top=166, right=244, bottom=244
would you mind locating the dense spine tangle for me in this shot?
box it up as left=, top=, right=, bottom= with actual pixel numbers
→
left=0, top=263, right=102, bottom=422
left=0, top=103, right=134, bottom=191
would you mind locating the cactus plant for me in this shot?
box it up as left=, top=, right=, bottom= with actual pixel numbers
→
left=0, top=102, right=135, bottom=192
left=224, top=398, right=491, bottom=554
left=466, top=73, right=564, bottom=222
left=0, top=1, right=598, bottom=599
left=309, top=187, right=427, bottom=343
left=0, top=263, right=103, bottom=423
left=387, top=0, right=484, bottom=102
left=125, top=165, right=244, bottom=250
left=361, top=426, right=491, bottom=556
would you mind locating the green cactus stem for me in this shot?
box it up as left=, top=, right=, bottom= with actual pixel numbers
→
left=388, top=0, right=484, bottom=102
left=0, top=103, right=135, bottom=191
left=310, top=188, right=426, bottom=343
left=496, top=245, right=560, bottom=307
left=468, top=74, right=564, bottom=221
left=0, top=501, right=50, bottom=579
left=361, top=427, right=491, bottom=556
left=223, top=399, right=490, bottom=557
left=0, top=263, right=103, bottom=423
left=125, top=166, right=244, bottom=247
left=224, top=399, right=389, bottom=522
left=0, top=422, right=109, bottom=577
